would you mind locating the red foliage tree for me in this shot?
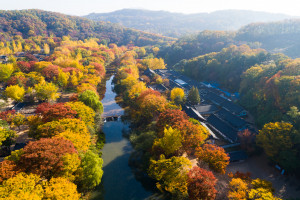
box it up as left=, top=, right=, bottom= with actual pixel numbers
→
left=91, top=62, right=105, bottom=77
left=196, top=144, right=230, bottom=174
left=17, top=61, right=32, bottom=73
left=18, top=137, right=77, bottom=179
left=187, top=166, right=217, bottom=200
left=7, top=76, right=28, bottom=87
left=25, top=53, right=38, bottom=62
left=0, top=110, right=16, bottom=122
left=41, top=65, right=60, bottom=81
left=62, top=67, right=79, bottom=74
left=35, top=103, right=77, bottom=122
left=228, top=171, right=251, bottom=182
left=137, top=89, right=161, bottom=102
left=0, top=160, right=22, bottom=183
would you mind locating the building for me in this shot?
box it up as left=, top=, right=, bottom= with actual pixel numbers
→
left=214, top=108, right=247, bottom=130
left=193, top=104, right=219, bottom=117
left=0, top=55, right=8, bottom=63
left=174, top=79, right=188, bottom=87
left=149, top=84, right=168, bottom=93
left=182, top=105, right=206, bottom=122
left=221, top=100, right=247, bottom=116
left=203, top=91, right=227, bottom=106
left=143, top=68, right=156, bottom=78
left=206, top=114, right=239, bottom=143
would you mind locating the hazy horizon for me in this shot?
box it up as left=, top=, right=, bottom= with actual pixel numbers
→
left=1, top=0, right=299, bottom=16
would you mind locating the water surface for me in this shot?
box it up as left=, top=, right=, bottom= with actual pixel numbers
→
left=92, top=76, right=154, bottom=200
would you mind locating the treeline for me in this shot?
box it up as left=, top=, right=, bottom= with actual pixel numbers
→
left=0, top=10, right=175, bottom=47
left=113, top=47, right=281, bottom=199
left=0, top=37, right=126, bottom=198
left=85, top=9, right=291, bottom=38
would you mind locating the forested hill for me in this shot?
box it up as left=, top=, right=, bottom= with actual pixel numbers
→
left=159, top=19, right=300, bottom=66
left=0, top=9, right=175, bottom=46
left=236, top=19, right=300, bottom=57
left=85, top=9, right=292, bottom=37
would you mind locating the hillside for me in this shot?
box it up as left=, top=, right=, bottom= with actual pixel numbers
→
left=159, top=19, right=300, bottom=66
left=0, top=9, right=175, bottom=46
left=236, top=19, right=300, bottom=57
left=85, top=9, right=293, bottom=37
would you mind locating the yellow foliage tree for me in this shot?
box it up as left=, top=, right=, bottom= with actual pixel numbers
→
left=43, top=177, right=80, bottom=200
left=148, top=155, right=192, bottom=195
left=34, top=81, right=60, bottom=102
left=57, top=130, right=91, bottom=152
left=228, top=178, right=248, bottom=200
left=59, top=153, right=81, bottom=181
left=142, top=58, right=166, bottom=70
left=5, top=85, right=25, bottom=102
left=0, top=173, right=44, bottom=200
left=153, top=127, right=183, bottom=156
left=66, top=101, right=95, bottom=127
left=256, top=122, right=294, bottom=160
left=0, top=64, right=14, bottom=81
left=170, top=88, right=185, bottom=101
left=43, top=43, right=50, bottom=54
left=127, top=82, right=147, bottom=100
left=57, top=69, right=69, bottom=88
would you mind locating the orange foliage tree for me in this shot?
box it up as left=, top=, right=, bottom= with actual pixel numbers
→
left=196, top=144, right=229, bottom=174
left=18, top=137, right=78, bottom=179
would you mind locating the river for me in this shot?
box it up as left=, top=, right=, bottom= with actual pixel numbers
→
left=91, top=76, right=156, bottom=200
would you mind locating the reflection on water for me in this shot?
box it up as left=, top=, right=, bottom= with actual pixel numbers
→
left=91, top=76, right=155, bottom=200
left=101, top=76, right=124, bottom=118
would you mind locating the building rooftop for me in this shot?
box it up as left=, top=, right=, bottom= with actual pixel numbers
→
left=221, top=100, right=246, bottom=115
left=206, top=114, right=239, bottom=143
left=194, top=104, right=219, bottom=115
left=175, top=79, right=188, bottom=86
left=204, top=92, right=227, bottom=105
left=215, top=108, right=247, bottom=130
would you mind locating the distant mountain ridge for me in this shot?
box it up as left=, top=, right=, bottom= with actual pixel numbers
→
left=0, top=9, right=175, bottom=46
left=85, top=9, right=295, bottom=37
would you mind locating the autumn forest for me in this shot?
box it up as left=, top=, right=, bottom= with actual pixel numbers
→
left=0, top=7, right=299, bottom=200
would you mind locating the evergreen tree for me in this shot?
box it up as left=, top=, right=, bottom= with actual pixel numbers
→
left=188, top=87, right=200, bottom=105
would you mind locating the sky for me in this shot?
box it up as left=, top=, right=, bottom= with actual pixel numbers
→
left=1, top=0, right=300, bottom=16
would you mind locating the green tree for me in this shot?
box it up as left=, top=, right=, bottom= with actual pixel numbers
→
left=286, top=106, right=300, bottom=130
left=187, top=86, right=201, bottom=105
left=78, top=90, right=103, bottom=113
left=5, top=85, right=25, bottom=102
left=79, top=150, right=103, bottom=190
